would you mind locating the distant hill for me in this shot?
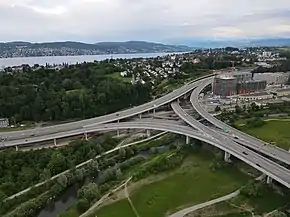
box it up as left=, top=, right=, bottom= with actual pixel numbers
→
left=176, top=38, right=290, bottom=48
left=0, top=41, right=192, bottom=58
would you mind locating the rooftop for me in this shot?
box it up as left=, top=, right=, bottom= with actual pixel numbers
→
left=217, top=75, right=236, bottom=80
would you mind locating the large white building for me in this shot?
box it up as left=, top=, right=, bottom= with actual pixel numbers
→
left=253, top=72, right=290, bottom=85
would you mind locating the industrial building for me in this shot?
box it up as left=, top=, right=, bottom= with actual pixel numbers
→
left=238, top=92, right=273, bottom=101
left=0, top=118, right=9, bottom=128
left=213, top=75, right=237, bottom=97
left=253, top=72, right=290, bottom=85
left=213, top=71, right=267, bottom=97
left=232, top=71, right=252, bottom=83
left=237, top=80, right=267, bottom=94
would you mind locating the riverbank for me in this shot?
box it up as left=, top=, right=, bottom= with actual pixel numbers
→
left=94, top=149, right=252, bottom=217
left=35, top=133, right=178, bottom=217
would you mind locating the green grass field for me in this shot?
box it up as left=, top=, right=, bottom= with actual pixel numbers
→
left=96, top=151, right=250, bottom=217
left=237, top=118, right=290, bottom=150
left=95, top=199, right=136, bottom=217
left=107, top=72, right=132, bottom=83
left=191, top=184, right=290, bottom=217
left=232, top=186, right=290, bottom=214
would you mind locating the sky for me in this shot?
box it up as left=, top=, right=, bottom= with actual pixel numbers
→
left=0, top=0, right=290, bottom=43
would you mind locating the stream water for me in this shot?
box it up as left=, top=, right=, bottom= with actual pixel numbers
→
left=37, top=145, right=170, bottom=217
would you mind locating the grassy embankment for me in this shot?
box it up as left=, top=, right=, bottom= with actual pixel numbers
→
left=187, top=183, right=290, bottom=217
left=95, top=150, right=251, bottom=217
left=235, top=117, right=290, bottom=150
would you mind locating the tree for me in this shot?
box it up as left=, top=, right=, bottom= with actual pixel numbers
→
left=214, top=106, right=221, bottom=112
left=235, top=105, right=242, bottom=114
left=77, top=183, right=100, bottom=204
left=87, top=160, right=99, bottom=174
left=77, top=198, right=90, bottom=213
left=118, top=149, right=126, bottom=160
left=57, top=174, right=68, bottom=189
left=240, top=181, right=262, bottom=197
left=75, top=167, right=86, bottom=181
left=39, top=168, right=51, bottom=181
left=48, top=152, right=67, bottom=175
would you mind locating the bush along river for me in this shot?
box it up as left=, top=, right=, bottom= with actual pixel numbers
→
left=37, top=142, right=177, bottom=217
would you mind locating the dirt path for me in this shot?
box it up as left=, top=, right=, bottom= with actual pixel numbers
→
left=125, top=178, right=141, bottom=217
left=169, top=175, right=265, bottom=217
left=168, top=190, right=241, bottom=217
left=79, top=177, right=132, bottom=217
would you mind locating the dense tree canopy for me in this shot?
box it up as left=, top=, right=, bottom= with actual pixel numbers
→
left=252, top=60, right=290, bottom=73
left=0, top=62, right=152, bottom=123
left=0, top=135, right=119, bottom=197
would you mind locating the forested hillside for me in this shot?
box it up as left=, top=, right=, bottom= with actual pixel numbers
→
left=0, top=62, right=152, bottom=122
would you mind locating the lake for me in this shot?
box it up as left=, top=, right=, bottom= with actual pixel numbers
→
left=0, top=52, right=176, bottom=68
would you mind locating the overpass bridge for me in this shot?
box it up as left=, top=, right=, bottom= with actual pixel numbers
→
left=1, top=73, right=290, bottom=188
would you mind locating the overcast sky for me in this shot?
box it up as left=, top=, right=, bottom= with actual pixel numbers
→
left=0, top=0, right=290, bottom=43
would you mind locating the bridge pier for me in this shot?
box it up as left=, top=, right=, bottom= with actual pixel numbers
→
left=186, top=136, right=190, bottom=145
left=15, top=145, right=18, bottom=151
left=153, top=109, right=156, bottom=117
left=117, top=130, right=120, bottom=137
left=54, top=138, right=57, bottom=146
left=139, top=114, right=142, bottom=119
left=266, top=176, right=273, bottom=184
left=224, top=152, right=231, bottom=162
left=146, top=129, right=151, bottom=137
left=84, top=133, right=88, bottom=141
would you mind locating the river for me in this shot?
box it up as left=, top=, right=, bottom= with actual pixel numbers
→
left=37, top=145, right=171, bottom=217
left=0, top=52, right=177, bottom=68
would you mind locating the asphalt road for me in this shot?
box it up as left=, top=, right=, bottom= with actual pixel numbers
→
left=190, top=79, right=290, bottom=166
left=0, top=119, right=181, bottom=148
left=78, top=120, right=290, bottom=188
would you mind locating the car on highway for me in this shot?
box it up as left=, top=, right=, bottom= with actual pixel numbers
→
left=242, top=151, right=248, bottom=155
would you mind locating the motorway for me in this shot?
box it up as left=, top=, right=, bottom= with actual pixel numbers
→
left=2, top=72, right=290, bottom=189
left=0, top=75, right=213, bottom=141
left=190, top=79, right=290, bottom=165
left=3, top=116, right=290, bottom=188
left=79, top=120, right=290, bottom=188
left=1, top=119, right=182, bottom=148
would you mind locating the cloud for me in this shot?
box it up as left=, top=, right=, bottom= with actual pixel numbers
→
left=0, top=0, right=290, bottom=42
